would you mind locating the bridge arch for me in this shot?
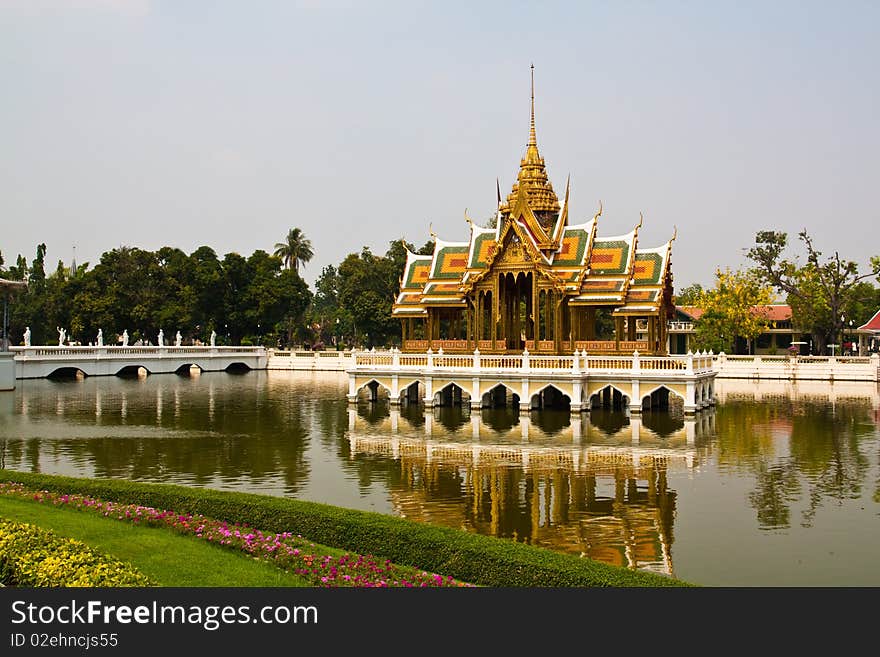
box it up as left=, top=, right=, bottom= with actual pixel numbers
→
left=529, top=383, right=571, bottom=410
left=47, top=367, right=86, bottom=380
left=353, top=378, right=392, bottom=402
left=432, top=380, right=471, bottom=407
left=589, top=384, right=630, bottom=410
left=225, top=362, right=251, bottom=374
left=115, top=365, right=150, bottom=378
left=398, top=380, right=424, bottom=405
left=641, top=384, right=685, bottom=411
left=175, top=363, right=204, bottom=376
left=480, top=383, right=520, bottom=409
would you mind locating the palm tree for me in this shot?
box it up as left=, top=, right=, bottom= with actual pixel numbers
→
left=274, top=227, right=314, bottom=274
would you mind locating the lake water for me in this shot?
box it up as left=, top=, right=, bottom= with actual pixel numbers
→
left=1, top=369, right=878, bottom=587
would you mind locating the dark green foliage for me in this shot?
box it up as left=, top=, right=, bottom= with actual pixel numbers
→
left=0, top=470, right=695, bottom=588
left=4, top=244, right=311, bottom=348
left=329, top=239, right=419, bottom=348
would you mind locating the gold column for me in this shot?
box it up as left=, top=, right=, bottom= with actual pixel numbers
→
left=492, top=282, right=498, bottom=348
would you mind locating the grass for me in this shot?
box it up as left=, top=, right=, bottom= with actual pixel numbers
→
left=0, top=495, right=310, bottom=587
left=0, top=470, right=696, bottom=587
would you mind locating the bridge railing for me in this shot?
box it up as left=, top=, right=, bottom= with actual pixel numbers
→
left=351, top=349, right=715, bottom=376
left=712, top=352, right=879, bottom=381
left=266, top=349, right=356, bottom=371
left=12, top=346, right=267, bottom=358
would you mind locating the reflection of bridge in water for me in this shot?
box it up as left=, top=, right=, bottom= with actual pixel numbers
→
left=346, top=405, right=716, bottom=577
left=714, top=377, right=880, bottom=408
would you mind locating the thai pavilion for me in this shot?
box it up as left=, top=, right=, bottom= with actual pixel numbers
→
left=392, top=74, right=677, bottom=357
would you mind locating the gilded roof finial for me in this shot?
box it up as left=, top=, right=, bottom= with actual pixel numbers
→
left=499, top=64, right=560, bottom=219
left=637, top=211, right=643, bottom=229
left=671, top=225, right=678, bottom=242
left=429, top=222, right=436, bottom=239
left=529, top=62, right=537, bottom=148
left=464, top=208, right=474, bottom=226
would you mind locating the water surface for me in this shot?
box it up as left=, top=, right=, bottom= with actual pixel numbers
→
left=1, top=370, right=878, bottom=587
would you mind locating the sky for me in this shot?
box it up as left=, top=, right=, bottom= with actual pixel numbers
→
left=1, top=1, right=878, bottom=291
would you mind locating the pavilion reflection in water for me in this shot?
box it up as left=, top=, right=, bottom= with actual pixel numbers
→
left=347, top=403, right=716, bottom=577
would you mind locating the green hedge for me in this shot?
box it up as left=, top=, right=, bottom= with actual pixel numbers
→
left=0, top=470, right=695, bottom=587
left=0, top=517, right=154, bottom=587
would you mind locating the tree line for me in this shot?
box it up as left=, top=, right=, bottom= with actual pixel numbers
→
left=2, top=227, right=876, bottom=354
left=0, top=230, right=433, bottom=350
left=0, top=244, right=311, bottom=348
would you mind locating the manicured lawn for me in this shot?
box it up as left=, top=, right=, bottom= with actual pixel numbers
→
left=0, top=496, right=310, bottom=587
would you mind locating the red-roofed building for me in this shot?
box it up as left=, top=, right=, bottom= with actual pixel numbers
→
left=856, top=309, right=880, bottom=355
left=667, top=304, right=815, bottom=355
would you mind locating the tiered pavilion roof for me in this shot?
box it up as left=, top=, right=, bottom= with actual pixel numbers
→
left=392, top=68, right=676, bottom=355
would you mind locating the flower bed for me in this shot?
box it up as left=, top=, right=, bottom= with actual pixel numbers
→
left=0, top=518, right=154, bottom=587
left=0, top=483, right=470, bottom=588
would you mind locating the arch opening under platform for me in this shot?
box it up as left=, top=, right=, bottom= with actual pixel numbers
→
left=398, top=381, right=424, bottom=405
left=355, top=379, right=392, bottom=403
left=481, top=383, right=520, bottom=410
left=590, top=385, right=630, bottom=410
left=641, top=385, right=685, bottom=412
left=530, top=384, right=571, bottom=411
left=432, top=382, right=471, bottom=407
left=225, top=362, right=251, bottom=374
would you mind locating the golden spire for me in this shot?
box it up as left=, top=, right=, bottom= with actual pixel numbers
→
left=529, top=62, right=537, bottom=148
left=500, top=64, right=560, bottom=221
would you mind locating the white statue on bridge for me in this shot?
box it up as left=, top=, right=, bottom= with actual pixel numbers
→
left=96, top=329, right=103, bottom=347
left=57, top=327, right=66, bottom=346
left=158, top=329, right=164, bottom=347
left=121, top=330, right=129, bottom=346
left=210, top=330, right=216, bottom=347
left=175, top=330, right=182, bottom=347
left=23, top=326, right=31, bottom=347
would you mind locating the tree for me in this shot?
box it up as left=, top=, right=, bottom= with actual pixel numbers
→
left=674, top=283, right=704, bottom=305
left=337, top=246, right=400, bottom=348
left=29, top=243, right=47, bottom=288
left=691, top=268, right=774, bottom=354
left=308, top=264, right=349, bottom=347
left=273, top=227, right=314, bottom=275
left=746, top=230, right=880, bottom=354
left=189, top=246, right=225, bottom=342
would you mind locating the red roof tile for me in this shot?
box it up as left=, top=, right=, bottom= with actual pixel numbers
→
left=858, top=308, right=880, bottom=332
left=676, top=304, right=791, bottom=321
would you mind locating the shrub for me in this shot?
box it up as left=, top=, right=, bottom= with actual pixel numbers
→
left=0, top=518, right=154, bottom=587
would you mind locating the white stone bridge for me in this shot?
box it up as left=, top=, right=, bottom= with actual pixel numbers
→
left=11, top=345, right=268, bottom=379
left=348, top=349, right=718, bottom=415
